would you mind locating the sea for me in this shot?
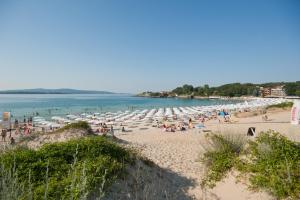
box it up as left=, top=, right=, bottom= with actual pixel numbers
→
left=0, top=94, right=240, bottom=120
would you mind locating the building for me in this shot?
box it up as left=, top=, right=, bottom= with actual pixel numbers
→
left=260, top=86, right=286, bottom=97
left=260, top=87, right=271, bottom=97
left=271, top=86, right=286, bottom=97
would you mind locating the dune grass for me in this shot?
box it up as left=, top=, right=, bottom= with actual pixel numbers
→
left=0, top=136, right=133, bottom=200
left=201, top=131, right=300, bottom=199
left=200, top=133, right=246, bottom=188
left=55, top=121, right=93, bottom=134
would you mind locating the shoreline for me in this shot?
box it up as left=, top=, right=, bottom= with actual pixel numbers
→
left=0, top=95, right=254, bottom=121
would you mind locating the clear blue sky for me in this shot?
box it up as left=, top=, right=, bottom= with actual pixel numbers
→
left=0, top=0, right=299, bottom=93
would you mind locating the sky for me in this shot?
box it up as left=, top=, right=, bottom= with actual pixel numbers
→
left=0, top=0, right=299, bottom=93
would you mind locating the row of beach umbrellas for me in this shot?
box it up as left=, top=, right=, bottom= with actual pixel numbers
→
left=33, top=98, right=288, bottom=128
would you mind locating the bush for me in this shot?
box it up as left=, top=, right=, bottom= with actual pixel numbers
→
left=200, top=134, right=246, bottom=188
left=266, top=102, right=293, bottom=109
left=56, top=121, right=93, bottom=133
left=240, top=131, right=300, bottom=199
left=201, top=131, right=300, bottom=199
left=0, top=136, right=133, bottom=199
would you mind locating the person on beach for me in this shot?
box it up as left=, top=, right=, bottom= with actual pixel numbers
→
left=24, top=124, right=31, bottom=135
left=10, top=137, right=15, bottom=145
left=15, top=128, right=20, bottom=135
left=163, top=124, right=170, bottom=132
left=170, top=125, right=176, bottom=132
left=262, top=114, right=268, bottom=121
left=15, top=119, right=19, bottom=127
left=1, top=129, right=7, bottom=142
left=201, top=117, right=205, bottom=123
left=99, top=126, right=103, bottom=133
left=110, top=125, right=115, bottom=137
left=188, top=118, right=194, bottom=129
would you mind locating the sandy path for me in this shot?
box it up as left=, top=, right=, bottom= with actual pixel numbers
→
left=117, top=110, right=299, bottom=200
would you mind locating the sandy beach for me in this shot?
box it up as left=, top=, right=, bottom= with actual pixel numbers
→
left=1, top=108, right=298, bottom=199
left=116, top=110, right=299, bottom=200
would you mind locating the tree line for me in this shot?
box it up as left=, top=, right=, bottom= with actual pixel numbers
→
left=171, top=81, right=300, bottom=97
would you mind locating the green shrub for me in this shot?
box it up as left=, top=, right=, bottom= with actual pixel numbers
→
left=200, top=134, right=246, bottom=188
left=0, top=136, right=133, bottom=199
left=56, top=121, right=93, bottom=133
left=240, top=131, right=300, bottom=199
left=266, top=102, right=293, bottom=109
left=201, top=131, right=300, bottom=199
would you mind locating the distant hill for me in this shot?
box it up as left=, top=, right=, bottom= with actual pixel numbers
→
left=0, top=88, right=115, bottom=94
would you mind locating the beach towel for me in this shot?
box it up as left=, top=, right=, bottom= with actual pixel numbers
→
left=195, top=124, right=205, bottom=129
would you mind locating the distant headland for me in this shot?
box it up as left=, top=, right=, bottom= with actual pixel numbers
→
left=0, top=88, right=115, bottom=94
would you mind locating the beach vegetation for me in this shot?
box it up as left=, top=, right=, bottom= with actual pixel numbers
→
left=173, top=83, right=260, bottom=97
left=239, top=131, right=300, bottom=199
left=142, top=81, right=300, bottom=98
left=17, top=132, right=40, bottom=144
left=266, top=101, right=293, bottom=109
left=201, top=131, right=300, bottom=199
left=0, top=136, right=133, bottom=199
left=173, top=84, right=195, bottom=95
left=56, top=121, right=93, bottom=133
left=283, top=81, right=300, bottom=96
left=200, top=133, right=246, bottom=188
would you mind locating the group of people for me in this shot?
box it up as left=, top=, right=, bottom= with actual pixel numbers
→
left=0, top=118, right=34, bottom=145
left=159, top=117, right=195, bottom=133
left=1, top=129, right=15, bottom=144
left=218, top=110, right=231, bottom=123
left=96, top=123, right=116, bottom=137
left=158, top=110, right=232, bottom=133
left=96, top=123, right=110, bottom=133
left=15, top=116, right=34, bottom=126
left=14, top=119, right=32, bottom=135
left=161, top=123, right=187, bottom=132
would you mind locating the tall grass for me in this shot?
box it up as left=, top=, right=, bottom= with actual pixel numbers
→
left=201, top=131, right=300, bottom=199
left=200, top=133, right=246, bottom=188
left=54, top=121, right=93, bottom=134
left=0, top=136, right=133, bottom=199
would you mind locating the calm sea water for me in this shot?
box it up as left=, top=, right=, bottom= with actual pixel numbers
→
left=0, top=94, right=240, bottom=119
